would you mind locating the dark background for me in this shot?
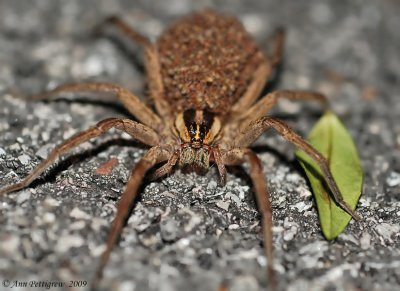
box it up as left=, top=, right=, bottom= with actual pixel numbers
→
left=0, top=0, right=399, bottom=290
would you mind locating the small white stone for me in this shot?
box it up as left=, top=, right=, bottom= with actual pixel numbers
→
left=91, top=217, right=108, bottom=232
left=18, top=154, right=30, bottom=165
left=293, top=201, right=312, bottom=212
left=297, top=185, right=312, bottom=198
left=226, top=192, right=241, bottom=205
left=41, top=132, right=50, bottom=142
left=0, top=147, right=6, bottom=156
left=375, top=223, right=400, bottom=241
left=230, top=275, right=259, bottom=291
left=216, top=200, right=230, bottom=211
left=70, top=220, right=86, bottom=230
left=119, top=281, right=136, bottom=291
left=339, top=233, right=359, bottom=245
left=299, top=241, right=328, bottom=256
left=207, top=180, right=217, bottom=190
left=359, top=197, right=371, bottom=207
left=55, top=234, right=84, bottom=253
left=241, top=14, right=265, bottom=35
left=42, top=212, right=56, bottom=224
left=36, top=144, right=53, bottom=159
left=10, top=143, right=21, bottom=151
left=283, top=226, right=298, bottom=241
left=360, top=232, right=371, bottom=250
left=386, top=171, right=400, bottom=187
left=17, top=190, right=31, bottom=204
left=90, top=244, right=106, bottom=257
left=70, top=207, right=91, bottom=220
left=43, top=197, right=61, bottom=208
left=0, top=235, right=20, bottom=253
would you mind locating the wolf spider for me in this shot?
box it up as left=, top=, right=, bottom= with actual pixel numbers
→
left=0, top=10, right=360, bottom=290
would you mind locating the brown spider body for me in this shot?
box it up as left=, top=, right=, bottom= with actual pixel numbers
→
left=0, top=9, right=361, bottom=290
left=157, top=10, right=265, bottom=113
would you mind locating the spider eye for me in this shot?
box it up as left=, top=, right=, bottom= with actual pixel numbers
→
left=199, top=124, right=207, bottom=139
left=177, top=109, right=219, bottom=146
left=189, top=123, right=197, bottom=136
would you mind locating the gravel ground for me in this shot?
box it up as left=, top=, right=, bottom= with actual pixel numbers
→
left=0, top=0, right=399, bottom=291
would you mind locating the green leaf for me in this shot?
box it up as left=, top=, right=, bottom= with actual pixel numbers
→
left=295, top=111, right=363, bottom=240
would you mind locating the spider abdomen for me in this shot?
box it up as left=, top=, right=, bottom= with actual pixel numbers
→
left=157, top=9, right=265, bottom=114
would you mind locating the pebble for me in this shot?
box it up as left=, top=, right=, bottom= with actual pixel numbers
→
left=0, top=235, right=20, bottom=253
left=18, top=154, right=30, bottom=165
left=9, top=143, right=21, bottom=151
left=16, top=190, right=31, bottom=204
left=284, top=226, right=298, bottom=241
left=293, top=201, right=312, bottom=212
left=43, top=197, right=61, bottom=208
left=298, top=241, right=328, bottom=256
left=207, top=180, right=217, bottom=190
left=386, top=171, right=400, bottom=187
left=0, top=147, right=6, bottom=156
left=42, top=212, right=56, bottom=224
left=374, top=223, right=400, bottom=242
left=160, top=219, right=179, bottom=242
left=226, top=192, right=241, bottom=206
left=70, top=207, right=91, bottom=220
left=55, top=234, right=84, bottom=253
left=339, top=233, right=359, bottom=245
left=36, top=144, right=53, bottom=159
left=90, top=244, right=106, bottom=257
left=230, top=275, right=259, bottom=291
left=360, top=232, right=371, bottom=250
left=119, top=281, right=136, bottom=291
left=70, top=220, right=86, bottom=230
left=216, top=200, right=230, bottom=211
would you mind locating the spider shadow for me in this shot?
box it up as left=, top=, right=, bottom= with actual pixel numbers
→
left=91, top=23, right=146, bottom=74
left=29, top=138, right=149, bottom=194
left=37, top=97, right=135, bottom=120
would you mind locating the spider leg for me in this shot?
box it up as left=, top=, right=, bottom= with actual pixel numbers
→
left=233, top=116, right=361, bottom=220
left=238, top=90, right=328, bottom=122
left=149, top=149, right=180, bottom=180
left=271, top=29, right=285, bottom=67
left=212, top=146, right=227, bottom=185
left=92, top=146, right=170, bottom=288
left=99, top=16, right=171, bottom=120
left=231, top=29, right=285, bottom=113
left=262, top=28, right=285, bottom=67
left=220, top=148, right=276, bottom=290
left=24, top=82, right=163, bottom=130
left=0, top=118, right=160, bottom=196
left=230, top=62, right=271, bottom=113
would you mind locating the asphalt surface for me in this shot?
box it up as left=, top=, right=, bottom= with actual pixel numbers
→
left=0, top=0, right=399, bottom=291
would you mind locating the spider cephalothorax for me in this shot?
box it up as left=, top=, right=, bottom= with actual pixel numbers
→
left=0, top=9, right=360, bottom=290
left=174, top=109, right=221, bottom=170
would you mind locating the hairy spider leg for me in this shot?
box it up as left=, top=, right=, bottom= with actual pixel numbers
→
left=0, top=118, right=160, bottom=195
left=92, top=146, right=170, bottom=289
left=231, top=29, right=285, bottom=113
left=99, top=16, right=172, bottom=120
left=19, top=82, right=163, bottom=131
left=220, top=148, right=276, bottom=290
left=238, top=90, right=329, bottom=123
left=235, top=116, right=361, bottom=220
